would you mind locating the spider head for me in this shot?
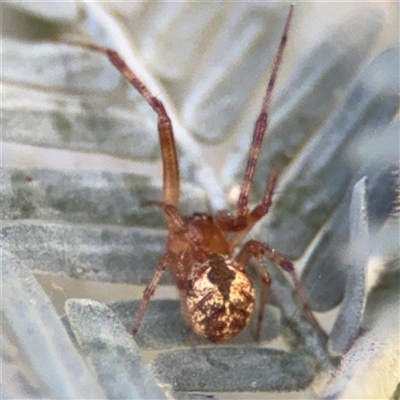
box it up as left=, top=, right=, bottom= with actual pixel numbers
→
left=186, top=254, right=255, bottom=343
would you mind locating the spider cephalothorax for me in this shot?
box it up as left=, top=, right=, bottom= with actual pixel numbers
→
left=66, top=4, right=319, bottom=343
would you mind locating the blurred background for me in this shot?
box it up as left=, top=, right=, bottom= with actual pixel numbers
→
left=2, top=1, right=399, bottom=399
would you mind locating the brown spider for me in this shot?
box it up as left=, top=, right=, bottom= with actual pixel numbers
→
left=67, top=4, right=319, bottom=343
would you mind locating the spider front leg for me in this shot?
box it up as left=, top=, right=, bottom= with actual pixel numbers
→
left=218, top=161, right=283, bottom=252
left=216, top=162, right=280, bottom=234
left=217, top=6, right=294, bottom=232
left=237, top=240, right=322, bottom=335
left=65, top=41, right=180, bottom=215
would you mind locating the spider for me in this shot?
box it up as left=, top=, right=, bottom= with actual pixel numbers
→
left=67, top=4, right=319, bottom=343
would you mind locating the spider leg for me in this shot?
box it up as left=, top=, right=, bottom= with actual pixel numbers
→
left=132, top=203, right=205, bottom=337
left=235, top=249, right=271, bottom=341
left=228, top=161, right=282, bottom=251
left=132, top=252, right=176, bottom=336
left=153, top=203, right=207, bottom=261
left=237, top=239, right=322, bottom=332
left=65, top=41, right=180, bottom=211
left=227, top=5, right=293, bottom=230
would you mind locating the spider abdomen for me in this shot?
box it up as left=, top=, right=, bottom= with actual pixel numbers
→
left=186, top=254, right=255, bottom=343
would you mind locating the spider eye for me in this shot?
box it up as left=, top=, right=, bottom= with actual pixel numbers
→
left=186, top=256, right=255, bottom=343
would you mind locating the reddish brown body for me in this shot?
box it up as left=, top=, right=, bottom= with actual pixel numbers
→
left=166, top=213, right=256, bottom=342
left=67, top=5, right=319, bottom=343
